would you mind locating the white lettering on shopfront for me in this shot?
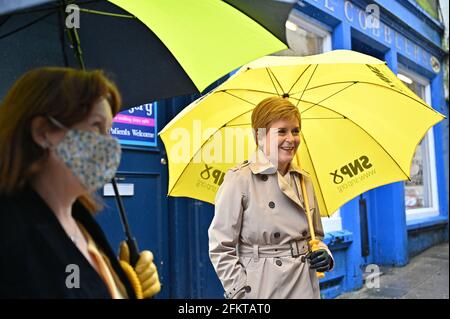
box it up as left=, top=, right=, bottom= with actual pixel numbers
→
left=405, top=38, right=411, bottom=56
left=395, top=31, right=402, bottom=50
left=324, top=0, right=335, bottom=12
left=358, top=9, right=367, bottom=30
left=384, top=25, right=392, bottom=44
left=344, top=1, right=353, bottom=22
left=320, top=0, right=434, bottom=71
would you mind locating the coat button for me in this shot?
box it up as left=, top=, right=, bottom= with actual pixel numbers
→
left=274, top=232, right=280, bottom=238
left=261, top=175, right=268, bottom=181
left=245, top=285, right=251, bottom=293
left=275, top=259, right=282, bottom=266
left=268, top=201, right=275, bottom=209
left=302, top=230, right=308, bottom=237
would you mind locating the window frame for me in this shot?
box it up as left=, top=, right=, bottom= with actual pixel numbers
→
left=284, top=10, right=332, bottom=55
left=397, top=67, right=440, bottom=221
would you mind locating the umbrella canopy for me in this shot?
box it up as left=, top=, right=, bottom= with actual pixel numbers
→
left=0, top=0, right=294, bottom=109
left=0, top=0, right=296, bottom=267
left=160, top=50, right=445, bottom=217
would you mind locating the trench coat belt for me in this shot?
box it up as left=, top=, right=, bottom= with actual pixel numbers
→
left=238, top=239, right=309, bottom=261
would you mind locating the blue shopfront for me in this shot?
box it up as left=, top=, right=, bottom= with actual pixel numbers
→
left=97, top=0, right=448, bottom=298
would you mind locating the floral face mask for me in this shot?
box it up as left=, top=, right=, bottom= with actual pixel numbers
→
left=48, top=116, right=121, bottom=192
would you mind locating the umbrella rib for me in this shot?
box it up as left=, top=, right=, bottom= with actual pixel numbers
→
left=359, top=81, right=440, bottom=115
left=296, top=64, right=318, bottom=107
left=299, top=131, right=331, bottom=217
left=225, top=123, right=253, bottom=127
left=217, top=88, right=278, bottom=96
left=0, top=15, right=10, bottom=28
left=169, top=75, right=431, bottom=196
left=300, top=82, right=358, bottom=115
left=224, top=117, right=345, bottom=126
left=223, top=91, right=259, bottom=106
left=298, top=100, right=412, bottom=181
left=169, top=93, right=413, bottom=200
left=287, top=64, right=311, bottom=95
left=268, top=67, right=286, bottom=94
left=266, top=68, right=281, bottom=96
left=0, top=10, right=56, bottom=39
left=223, top=109, right=412, bottom=190
left=290, top=80, right=358, bottom=96
left=220, top=80, right=430, bottom=116
left=301, top=117, right=345, bottom=120
left=169, top=106, right=254, bottom=195
left=169, top=87, right=280, bottom=195
left=290, top=80, right=436, bottom=115
left=224, top=108, right=346, bottom=126
left=170, top=104, right=343, bottom=197
left=78, top=8, right=135, bottom=19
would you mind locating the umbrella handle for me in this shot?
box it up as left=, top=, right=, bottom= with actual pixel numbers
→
left=127, top=237, right=140, bottom=267
left=111, top=178, right=140, bottom=267
left=309, top=239, right=325, bottom=279
left=298, top=172, right=326, bottom=279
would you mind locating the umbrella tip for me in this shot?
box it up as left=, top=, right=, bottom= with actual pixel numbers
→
left=282, top=93, right=289, bottom=98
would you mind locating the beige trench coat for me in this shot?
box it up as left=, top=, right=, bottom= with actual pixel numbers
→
left=208, top=150, right=333, bottom=299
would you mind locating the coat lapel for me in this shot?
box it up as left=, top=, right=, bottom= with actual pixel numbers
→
left=248, top=149, right=311, bottom=210
left=277, top=172, right=305, bottom=210
left=290, top=168, right=316, bottom=215
left=248, top=149, right=277, bottom=175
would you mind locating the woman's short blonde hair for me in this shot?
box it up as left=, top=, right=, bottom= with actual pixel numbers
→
left=251, top=96, right=301, bottom=145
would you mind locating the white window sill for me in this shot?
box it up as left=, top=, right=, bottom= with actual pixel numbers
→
left=406, top=215, right=448, bottom=231
left=406, top=207, right=440, bottom=222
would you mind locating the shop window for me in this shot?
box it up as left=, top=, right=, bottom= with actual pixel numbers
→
left=398, top=68, right=439, bottom=220
left=276, top=10, right=332, bottom=56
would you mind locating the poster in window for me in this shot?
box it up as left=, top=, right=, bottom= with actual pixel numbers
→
left=110, top=103, right=157, bottom=148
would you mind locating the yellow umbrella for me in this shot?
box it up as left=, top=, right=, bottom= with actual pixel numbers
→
left=160, top=50, right=445, bottom=278
left=160, top=49, right=445, bottom=218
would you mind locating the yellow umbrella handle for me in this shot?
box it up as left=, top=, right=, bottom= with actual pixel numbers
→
left=308, top=239, right=325, bottom=279
left=299, top=174, right=325, bottom=279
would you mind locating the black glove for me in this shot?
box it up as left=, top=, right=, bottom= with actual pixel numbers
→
left=306, top=249, right=332, bottom=272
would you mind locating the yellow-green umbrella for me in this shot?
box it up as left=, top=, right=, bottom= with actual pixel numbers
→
left=1, top=0, right=294, bottom=110
left=160, top=50, right=445, bottom=218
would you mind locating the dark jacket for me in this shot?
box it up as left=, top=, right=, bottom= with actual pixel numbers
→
left=0, top=185, right=136, bottom=299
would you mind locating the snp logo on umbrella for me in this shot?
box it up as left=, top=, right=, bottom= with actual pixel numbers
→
left=330, top=156, right=376, bottom=193
left=195, top=164, right=226, bottom=193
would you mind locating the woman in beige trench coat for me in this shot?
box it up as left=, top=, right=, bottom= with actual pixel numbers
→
left=208, top=96, right=334, bottom=299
